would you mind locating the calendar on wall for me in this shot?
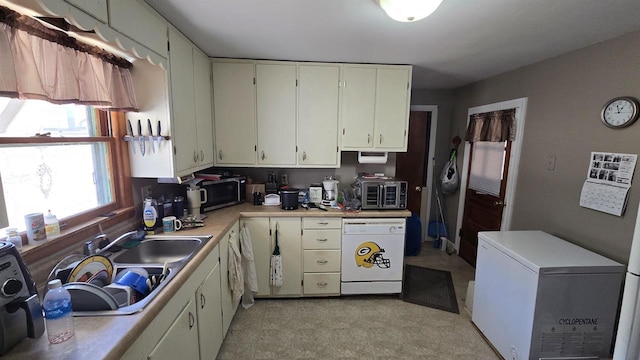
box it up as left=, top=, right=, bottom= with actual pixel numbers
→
left=579, top=152, right=637, bottom=216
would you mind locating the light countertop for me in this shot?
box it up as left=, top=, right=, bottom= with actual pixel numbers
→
left=4, top=203, right=410, bottom=359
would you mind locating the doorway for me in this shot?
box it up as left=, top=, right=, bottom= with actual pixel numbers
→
left=454, top=98, right=528, bottom=265
left=396, top=105, right=438, bottom=240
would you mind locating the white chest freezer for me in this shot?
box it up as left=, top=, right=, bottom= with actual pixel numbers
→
left=472, top=230, right=624, bottom=360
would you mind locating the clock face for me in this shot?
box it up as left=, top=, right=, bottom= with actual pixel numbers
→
left=601, top=97, right=639, bottom=128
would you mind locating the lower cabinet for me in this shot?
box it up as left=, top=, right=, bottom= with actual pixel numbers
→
left=302, top=218, right=341, bottom=296
left=219, top=221, right=241, bottom=336
left=241, top=217, right=302, bottom=297
left=148, top=299, right=200, bottom=360
left=196, top=262, right=223, bottom=358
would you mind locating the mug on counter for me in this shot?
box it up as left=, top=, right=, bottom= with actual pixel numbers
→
left=162, top=216, right=182, bottom=232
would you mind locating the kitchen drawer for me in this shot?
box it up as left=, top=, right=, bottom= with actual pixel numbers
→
left=303, top=250, right=341, bottom=272
left=303, top=217, right=341, bottom=229
left=303, top=273, right=340, bottom=295
left=302, top=229, right=341, bottom=250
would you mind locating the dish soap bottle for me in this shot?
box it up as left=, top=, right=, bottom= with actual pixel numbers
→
left=142, top=197, right=158, bottom=233
left=44, top=210, right=61, bottom=239
left=43, top=279, right=75, bottom=344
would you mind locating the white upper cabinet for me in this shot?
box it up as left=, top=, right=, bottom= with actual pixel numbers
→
left=65, top=0, right=108, bottom=22
left=340, top=65, right=411, bottom=151
left=374, top=67, right=411, bottom=150
left=168, top=29, right=198, bottom=175
left=297, top=64, right=340, bottom=167
left=212, top=61, right=257, bottom=165
left=193, top=49, right=214, bottom=170
left=108, top=0, right=168, bottom=58
left=256, top=63, right=297, bottom=166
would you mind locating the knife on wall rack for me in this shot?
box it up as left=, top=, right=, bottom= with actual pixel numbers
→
left=147, top=119, right=155, bottom=154
left=137, top=119, right=145, bottom=156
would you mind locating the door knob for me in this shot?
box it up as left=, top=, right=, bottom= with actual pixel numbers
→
left=494, top=200, right=505, bottom=207
left=415, top=186, right=422, bottom=192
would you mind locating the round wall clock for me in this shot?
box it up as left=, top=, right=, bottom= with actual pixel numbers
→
left=601, top=96, right=639, bottom=128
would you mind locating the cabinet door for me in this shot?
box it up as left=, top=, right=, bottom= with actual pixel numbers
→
left=108, top=0, right=167, bottom=58
left=270, top=218, right=302, bottom=296
left=219, top=221, right=240, bottom=336
left=374, top=67, right=411, bottom=150
left=212, top=62, right=257, bottom=165
left=196, top=262, right=223, bottom=359
left=340, top=66, right=376, bottom=149
left=241, top=218, right=271, bottom=296
left=193, top=50, right=214, bottom=169
left=169, top=29, right=198, bottom=175
left=256, top=63, right=297, bottom=165
left=66, top=0, right=108, bottom=22
left=298, top=65, right=340, bottom=166
left=148, top=299, right=199, bottom=360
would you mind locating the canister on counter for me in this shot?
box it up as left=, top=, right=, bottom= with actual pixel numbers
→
left=24, top=212, right=46, bottom=245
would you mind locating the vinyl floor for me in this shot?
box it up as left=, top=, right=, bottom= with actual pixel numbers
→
left=216, top=242, right=499, bottom=360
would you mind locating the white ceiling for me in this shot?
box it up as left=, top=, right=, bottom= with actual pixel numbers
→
left=145, top=0, right=640, bottom=90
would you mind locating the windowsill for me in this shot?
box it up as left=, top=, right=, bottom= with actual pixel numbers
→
left=20, top=206, right=136, bottom=265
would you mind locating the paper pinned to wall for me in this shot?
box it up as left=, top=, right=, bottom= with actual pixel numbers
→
left=579, top=152, right=637, bottom=216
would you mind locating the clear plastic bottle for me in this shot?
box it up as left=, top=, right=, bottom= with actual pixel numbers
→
left=43, top=279, right=75, bottom=344
left=44, top=210, right=61, bottom=239
left=5, top=228, right=22, bottom=250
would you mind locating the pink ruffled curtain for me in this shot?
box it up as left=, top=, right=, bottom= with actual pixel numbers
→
left=465, top=109, right=516, bottom=142
left=0, top=10, right=138, bottom=111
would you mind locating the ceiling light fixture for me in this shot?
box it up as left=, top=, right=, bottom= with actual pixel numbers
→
left=378, top=0, right=444, bottom=22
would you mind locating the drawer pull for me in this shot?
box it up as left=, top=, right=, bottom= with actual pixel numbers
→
left=317, top=282, right=328, bottom=288
left=317, top=221, right=329, bottom=225
left=316, top=259, right=328, bottom=265
left=188, top=312, right=195, bottom=329
left=316, top=238, right=328, bottom=242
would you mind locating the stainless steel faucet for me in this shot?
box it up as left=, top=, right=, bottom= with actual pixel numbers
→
left=94, top=230, right=140, bottom=255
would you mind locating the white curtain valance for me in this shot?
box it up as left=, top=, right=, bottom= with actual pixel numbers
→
left=0, top=10, right=137, bottom=111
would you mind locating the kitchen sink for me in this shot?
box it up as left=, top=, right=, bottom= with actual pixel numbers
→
left=112, top=237, right=203, bottom=265
left=71, top=234, right=212, bottom=316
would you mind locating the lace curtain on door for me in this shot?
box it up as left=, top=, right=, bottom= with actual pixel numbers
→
left=0, top=6, right=137, bottom=111
left=465, top=109, right=516, bottom=196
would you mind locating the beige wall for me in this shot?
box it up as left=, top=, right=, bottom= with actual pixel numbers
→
left=449, top=30, right=640, bottom=264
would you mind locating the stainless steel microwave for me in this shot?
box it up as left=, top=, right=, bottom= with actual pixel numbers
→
left=355, top=178, right=407, bottom=210
left=196, top=176, right=246, bottom=213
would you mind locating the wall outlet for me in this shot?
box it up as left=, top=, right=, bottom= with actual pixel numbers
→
left=140, top=185, right=152, bottom=200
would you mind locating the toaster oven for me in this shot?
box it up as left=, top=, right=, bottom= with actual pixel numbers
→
left=355, top=178, right=407, bottom=210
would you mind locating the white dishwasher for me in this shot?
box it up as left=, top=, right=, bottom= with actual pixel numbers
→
left=341, top=218, right=406, bottom=294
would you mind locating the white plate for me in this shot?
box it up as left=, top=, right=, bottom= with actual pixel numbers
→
left=262, top=202, right=281, bottom=206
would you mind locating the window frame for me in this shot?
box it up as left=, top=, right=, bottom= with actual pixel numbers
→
left=0, top=110, right=134, bottom=263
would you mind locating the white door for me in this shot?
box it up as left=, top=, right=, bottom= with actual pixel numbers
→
left=340, top=66, right=376, bottom=149
left=341, top=233, right=405, bottom=282
left=374, top=67, right=410, bottom=150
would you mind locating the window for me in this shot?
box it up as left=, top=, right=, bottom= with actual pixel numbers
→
left=468, top=141, right=507, bottom=197
left=0, top=97, right=130, bottom=237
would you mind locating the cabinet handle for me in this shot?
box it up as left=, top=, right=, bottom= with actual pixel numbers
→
left=200, top=150, right=204, bottom=162
left=317, top=259, right=328, bottom=265
left=318, top=221, right=329, bottom=225
left=261, top=150, right=265, bottom=160
left=200, top=293, right=206, bottom=309
left=316, top=238, right=328, bottom=242
left=379, top=134, right=383, bottom=144
left=193, top=150, right=198, bottom=163
left=367, top=134, right=371, bottom=144
left=302, top=151, right=307, bottom=161
left=317, top=282, right=327, bottom=288
left=188, top=312, right=195, bottom=329
left=218, top=150, right=223, bottom=160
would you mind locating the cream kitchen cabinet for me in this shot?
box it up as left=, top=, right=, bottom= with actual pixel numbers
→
left=108, top=0, right=168, bottom=58
left=256, top=62, right=297, bottom=166
left=212, top=61, right=257, bottom=165
left=195, top=261, right=223, bottom=358
left=219, top=221, right=241, bottom=336
left=297, top=64, right=341, bottom=167
left=302, top=217, right=341, bottom=296
left=169, top=29, right=214, bottom=176
left=148, top=299, right=200, bottom=360
left=241, top=217, right=302, bottom=297
left=340, top=65, right=411, bottom=151
left=65, top=0, right=107, bottom=22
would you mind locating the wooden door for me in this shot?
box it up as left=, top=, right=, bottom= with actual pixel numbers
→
left=459, top=141, right=512, bottom=266
left=374, top=67, right=411, bottom=150
left=256, top=63, right=297, bottom=165
left=395, top=111, right=431, bottom=215
left=297, top=64, right=340, bottom=166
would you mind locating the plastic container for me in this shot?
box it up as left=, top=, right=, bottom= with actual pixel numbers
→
left=142, top=197, right=158, bottom=232
left=24, top=212, right=46, bottom=245
left=5, top=228, right=22, bottom=250
left=43, top=279, right=75, bottom=344
left=45, top=210, right=61, bottom=239
left=405, top=213, right=422, bottom=256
